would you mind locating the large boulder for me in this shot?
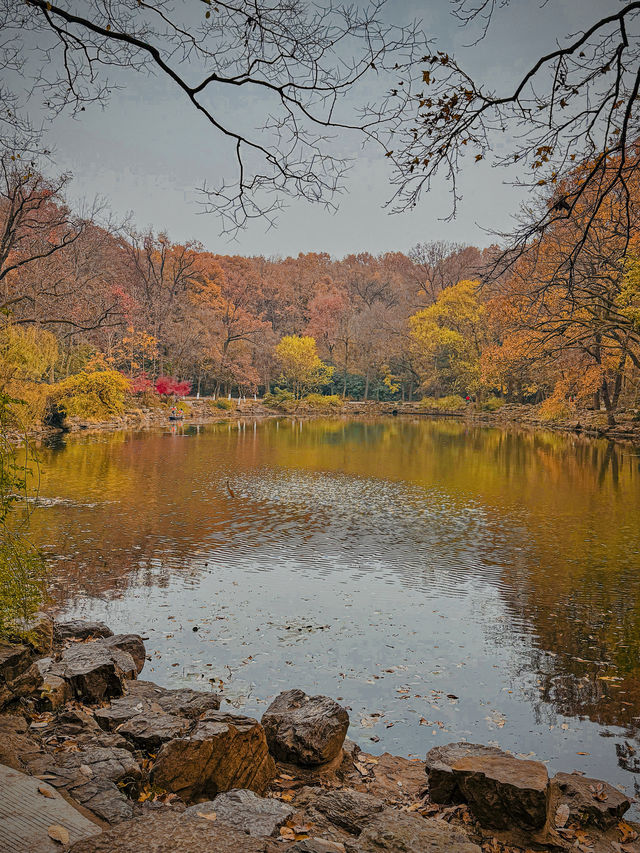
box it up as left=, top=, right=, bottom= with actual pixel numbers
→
left=98, top=634, right=146, bottom=674
left=151, top=710, right=276, bottom=802
left=184, top=789, right=294, bottom=837
left=312, top=789, right=385, bottom=835
left=451, top=753, right=549, bottom=830
left=53, top=642, right=136, bottom=702
left=117, top=710, right=191, bottom=750
left=551, top=771, right=631, bottom=829
left=54, top=619, right=114, bottom=643
left=425, top=742, right=504, bottom=803
left=26, top=744, right=143, bottom=824
left=68, top=812, right=279, bottom=853
left=0, top=643, right=32, bottom=684
left=262, top=689, right=349, bottom=766
left=346, top=810, right=481, bottom=853
left=94, top=679, right=221, bottom=731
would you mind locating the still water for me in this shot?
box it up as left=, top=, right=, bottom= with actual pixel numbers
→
left=28, top=418, right=640, bottom=799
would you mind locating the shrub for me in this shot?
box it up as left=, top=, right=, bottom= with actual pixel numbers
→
left=264, top=388, right=297, bottom=410
left=302, top=393, right=343, bottom=410
left=479, top=395, right=505, bottom=412
left=419, top=395, right=467, bottom=411
left=539, top=397, right=573, bottom=422
left=155, top=376, right=192, bottom=397
left=209, top=398, right=235, bottom=411
left=48, top=370, right=131, bottom=423
left=0, top=533, right=48, bottom=639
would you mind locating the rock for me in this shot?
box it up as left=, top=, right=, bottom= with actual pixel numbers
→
left=26, top=744, right=143, bottom=824
left=53, top=643, right=136, bottom=702
left=14, top=611, right=54, bottom=654
left=185, top=789, right=294, bottom=837
left=117, top=710, right=190, bottom=750
left=94, top=680, right=221, bottom=731
left=452, top=754, right=549, bottom=830
left=425, top=742, right=504, bottom=803
left=262, top=689, right=349, bottom=766
left=0, top=643, right=32, bottom=684
left=68, top=812, right=278, bottom=852
left=151, top=710, right=276, bottom=802
left=289, top=842, right=346, bottom=853
left=346, top=810, right=481, bottom=852
left=313, top=789, right=385, bottom=835
left=552, top=771, right=630, bottom=829
left=99, top=634, right=146, bottom=674
left=54, top=619, right=114, bottom=643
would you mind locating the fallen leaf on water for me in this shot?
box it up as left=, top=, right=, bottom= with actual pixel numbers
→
left=576, top=752, right=591, bottom=756
left=197, top=811, right=217, bottom=821
left=48, top=825, right=70, bottom=845
left=555, top=803, right=570, bottom=827
left=38, top=785, right=55, bottom=799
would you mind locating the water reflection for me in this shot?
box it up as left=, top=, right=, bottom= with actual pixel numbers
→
left=27, top=419, right=640, bottom=802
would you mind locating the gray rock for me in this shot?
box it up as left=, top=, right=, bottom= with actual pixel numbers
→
left=347, top=810, right=481, bottom=852
left=26, top=744, right=142, bottom=825
left=151, top=710, right=276, bottom=802
left=425, top=742, right=504, bottom=803
left=94, top=679, right=221, bottom=731
left=313, top=788, right=384, bottom=835
left=53, top=642, right=136, bottom=702
left=54, top=620, right=114, bottom=642
left=68, top=813, right=277, bottom=852
left=452, top=753, right=549, bottom=830
left=262, top=689, right=349, bottom=766
left=117, top=710, right=190, bottom=749
left=552, top=771, right=630, bottom=829
left=99, top=634, right=146, bottom=675
left=185, top=789, right=294, bottom=837
left=0, top=643, right=32, bottom=684
left=288, top=842, right=346, bottom=853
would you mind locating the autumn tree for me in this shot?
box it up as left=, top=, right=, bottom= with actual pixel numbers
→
left=410, top=280, right=491, bottom=398
left=275, top=335, right=333, bottom=399
left=385, top=2, right=640, bottom=277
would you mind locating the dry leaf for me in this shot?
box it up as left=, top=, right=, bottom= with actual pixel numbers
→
left=279, top=826, right=295, bottom=839
left=48, top=825, right=70, bottom=845
left=38, top=785, right=55, bottom=799
left=555, top=803, right=570, bottom=827
left=196, top=811, right=217, bottom=821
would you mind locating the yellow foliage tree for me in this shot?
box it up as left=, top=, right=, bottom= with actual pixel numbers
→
left=275, top=335, right=333, bottom=399
left=409, top=280, right=490, bottom=398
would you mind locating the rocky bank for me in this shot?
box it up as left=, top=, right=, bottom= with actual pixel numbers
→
left=0, top=616, right=637, bottom=852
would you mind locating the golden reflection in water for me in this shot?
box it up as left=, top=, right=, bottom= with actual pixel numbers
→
left=27, top=418, right=640, bottom=738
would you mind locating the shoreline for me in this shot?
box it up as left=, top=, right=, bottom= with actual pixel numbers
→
left=20, top=398, right=640, bottom=447
left=0, top=616, right=637, bottom=852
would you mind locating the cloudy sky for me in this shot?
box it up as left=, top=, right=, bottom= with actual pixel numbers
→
left=38, top=0, right=606, bottom=257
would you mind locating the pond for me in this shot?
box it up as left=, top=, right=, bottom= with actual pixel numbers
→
left=27, top=418, right=640, bottom=802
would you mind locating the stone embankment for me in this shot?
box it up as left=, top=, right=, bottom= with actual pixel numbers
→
left=32, top=398, right=640, bottom=446
left=0, top=618, right=637, bottom=852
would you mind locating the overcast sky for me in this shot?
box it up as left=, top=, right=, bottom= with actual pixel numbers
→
left=39, top=0, right=607, bottom=258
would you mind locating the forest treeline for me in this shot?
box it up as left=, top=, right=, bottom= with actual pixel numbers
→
left=1, top=152, right=640, bottom=427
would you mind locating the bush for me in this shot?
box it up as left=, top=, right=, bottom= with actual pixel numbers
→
left=48, top=370, right=131, bottom=423
left=419, top=395, right=467, bottom=411
left=0, top=533, right=48, bottom=639
left=539, top=397, right=573, bottom=422
left=264, top=388, right=297, bottom=411
left=302, top=393, right=343, bottom=410
left=209, top=398, right=235, bottom=411
left=479, top=395, right=505, bottom=412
